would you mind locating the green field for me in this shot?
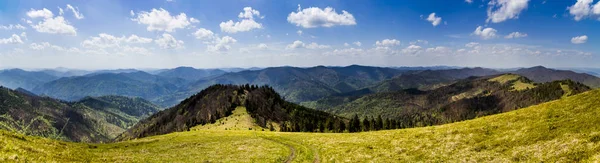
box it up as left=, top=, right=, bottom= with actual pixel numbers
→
left=2, top=89, right=600, bottom=162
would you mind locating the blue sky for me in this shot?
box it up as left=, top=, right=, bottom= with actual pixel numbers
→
left=0, top=0, right=598, bottom=69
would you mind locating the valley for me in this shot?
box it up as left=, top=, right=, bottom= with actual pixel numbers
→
left=2, top=89, right=600, bottom=162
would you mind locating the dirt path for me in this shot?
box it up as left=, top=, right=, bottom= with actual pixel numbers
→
left=257, top=134, right=320, bottom=163
left=259, top=136, right=297, bottom=163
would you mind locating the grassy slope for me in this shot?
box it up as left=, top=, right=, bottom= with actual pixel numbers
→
left=191, top=106, right=267, bottom=131
left=2, top=89, right=600, bottom=162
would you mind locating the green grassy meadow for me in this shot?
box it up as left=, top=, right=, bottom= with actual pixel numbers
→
left=2, top=89, right=600, bottom=162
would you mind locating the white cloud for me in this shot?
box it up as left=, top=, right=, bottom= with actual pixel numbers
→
left=465, top=0, right=474, bottom=3
left=0, top=34, right=24, bottom=44
left=192, top=28, right=215, bottom=40
left=287, top=40, right=305, bottom=49
left=571, top=35, right=588, bottom=44
left=190, top=18, right=200, bottom=23
left=425, top=46, right=452, bottom=54
left=472, top=26, right=497, bottom=40
left=66, top=4, right=84, bottom=19
left=257, top=43, right=268, bottom=49
left=505, top=32, right=528, bottom=39
left=426, top=13, right=442, bottom=26
left=326, top=48, right=364, bottom=55
left=567, top=0, right=600, bottom=21
left=287, top=5, right=356, bottom=28
left=409, top=40, right=429, bottom=45
left=82, top=33, right=152, bottom=49
left=155, top=33, right=184, bottom=49
left=132, top=8, right=196, bottom=32
left=353, top=41, right=362, bottom=46
left=122, top=46, right=150, bottom=55
left=207, top=36, right=237, bottom=52
left=31, top=16, right=77, bottom=35
left=285, top=40, right=330, bottom=49
left=465, top=42, right=480, bottom=47
left=130, top=10, right=135, bottom=16
left=220, top=7, right=263, bottom=33
left=375, top=39, right=400, bottom=47
left=27, top=8, right=54, bottom=19
left=238, top=7, right=262, bottom=19
left=306, top=42, right=331, bottom=49
left=401, top=45, right=422, bottom=55
left=297, top=30, right=303, bottom=36
left=486, top=0, right=530, bottom=23
left=568, top=0, right=593, bottom=21
left=594, top=1, right=600, bottom=14
left=344, top=43, right=349, bottom=46
left=0, top=24, right=26, bottom=30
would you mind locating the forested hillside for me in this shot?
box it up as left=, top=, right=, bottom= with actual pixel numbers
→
left=117, top=84, right=345, bottom=140
left=321, top=74, right=590, bottom=130
left=0, top=86, right=160, bottom=142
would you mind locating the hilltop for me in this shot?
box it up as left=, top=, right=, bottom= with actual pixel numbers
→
left=116, top=84, right=345, bottom=140
left=1, top=88, right=600, bottom=162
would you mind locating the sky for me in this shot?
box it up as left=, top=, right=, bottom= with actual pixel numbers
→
left=0, top=0, right=599, bottom=70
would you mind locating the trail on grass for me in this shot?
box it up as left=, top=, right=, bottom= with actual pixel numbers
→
left=258, top=134, right=320, bottom=163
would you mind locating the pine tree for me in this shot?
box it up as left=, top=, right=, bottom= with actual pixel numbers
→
left=362, top=117, right=371, bottom=131
left=375, top=115, right=383, bottom=130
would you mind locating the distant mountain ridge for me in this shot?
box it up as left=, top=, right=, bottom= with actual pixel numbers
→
left=511, top=66, right=600, bottom=88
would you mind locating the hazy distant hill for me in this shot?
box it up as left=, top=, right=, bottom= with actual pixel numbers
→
left=512, top=66, right=600, bottom=88
left=152, top=65, right=405, bottom=107
left=156, top=66, right=227, bottom=81
left=32, top=71, right=184, bottom=105
left=0, top=86, right=160, bottom=142
left=117, top=84, right=344, bottom=140
left=0, top=69, right=59, bottom=90
left=369, top=67, right=500, bottom=92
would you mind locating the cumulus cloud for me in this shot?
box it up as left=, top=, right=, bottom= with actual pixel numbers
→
left=486, top=0, right=530, bottom=23
left=155, top=33, right=184, bottom=49
left=66, top=4, right=84, bottom=19
left=571, top=35, right=588, bottom=44
left=207, top=36, right=237, bottom=52
left=375, top=39, right=400, bottom=47
left=27, top=8, right=54, bottom=18
left=425, top=13, right=442, bottom=26
left=353, top=41, right=362, bottom=46
left=286, top=40, right=330, bottom=49
left=465, top=0, right=474, bottom=3
left=567, top=0, right=600, bottom=21
left=505, top=32, right=528, bottom=39
left=30, top=16, right=77, bottom=35
left=132, top=8, right=197, bottom=32
left=297, top=30, right=303, bottom=36
left=27, top=8, right=77, bottom=35
left=472, top=26, right=498, bottom=40
left=426, top=46, right=452, bottom=54
left=220, top=7, right=263, bottom=33
left=287, top=5, right=356, bottom=28
left=401, top=45, right=423, bottom=55
left=0, top=34, right=24, bottom=44
left=0, top=24, right=26, bottom=30
left=192, top=28, right=215, bottom=40
left=81, top=33, right=152, bottom=49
